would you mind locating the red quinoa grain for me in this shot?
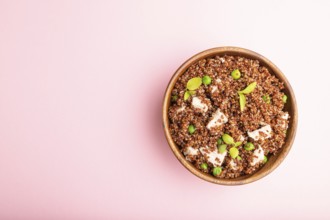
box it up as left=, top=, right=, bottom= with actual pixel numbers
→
left=168, top=55, right=289, bottom=178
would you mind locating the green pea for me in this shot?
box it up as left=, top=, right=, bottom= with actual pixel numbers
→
left=244, top=142, right=255, bottom=151
left=222, top=134, right=235, bottom=145
left=202, top=75, right=212, bottom=85
left=188, top=125, right=195, bottom=134
left=200, top=163, right=208, bottom=170
left=217, top=138, right=223, bottom=146
left=282, top=94, right=288, bottom=103
left=231, top=69, right=241, bottom=80
left=213, top=167, right=222, bottom=176
left=262, top=94, right=271, bottom=104
left=218, top=144, right=227, bottom=154
left=263, top=156, right=268, bottom=163
left=229, top=147, right=239, bottom=159
left=187, top=77, right=202, bottom=90
left=171, top=95, right=178, bottom=102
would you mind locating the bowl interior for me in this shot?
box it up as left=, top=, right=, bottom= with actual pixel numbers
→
left=163, top=47, right=297, bottom=185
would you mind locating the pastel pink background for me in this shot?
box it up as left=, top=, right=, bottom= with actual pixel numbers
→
left=1, top=0, right=330, bottom=219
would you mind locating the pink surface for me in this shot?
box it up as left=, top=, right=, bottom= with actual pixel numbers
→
left=1, top=1, right=330, bottom=219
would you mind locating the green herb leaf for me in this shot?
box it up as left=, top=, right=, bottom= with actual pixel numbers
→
left=234, top=142, right=242, bottom=147
left=222, top=134, right=235, bottom=145
left=238, top=82, right=257, bottom=94
left=184, top=91, right=190, bottom=101
left=218, top=144, right=227, bottom=154
left=244, top=142, right=255, bottom=151
left=229, top=147, right=239, bottom=159
left=187, top=77, right=202, bottom=90
left=217, top=138, right=223, bottom=146
left=188, top=90, right=196, bottom=95
left=239, top=93, right=246, bottom=111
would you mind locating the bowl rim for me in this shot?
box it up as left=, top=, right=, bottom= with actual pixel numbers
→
left=162, top=46, right=298, bottom=185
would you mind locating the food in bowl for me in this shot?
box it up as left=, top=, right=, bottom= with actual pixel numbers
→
left=168, top=55, right=290, bottom=178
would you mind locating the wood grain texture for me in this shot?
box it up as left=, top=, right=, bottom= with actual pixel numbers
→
left=162, top=47, right=298, bottom=185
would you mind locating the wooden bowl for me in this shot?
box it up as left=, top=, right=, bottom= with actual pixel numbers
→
left=162, top=47, right=298, bottom=185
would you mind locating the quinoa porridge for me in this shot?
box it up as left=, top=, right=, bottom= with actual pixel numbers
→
left=168, top=55, right=289, bottom=178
